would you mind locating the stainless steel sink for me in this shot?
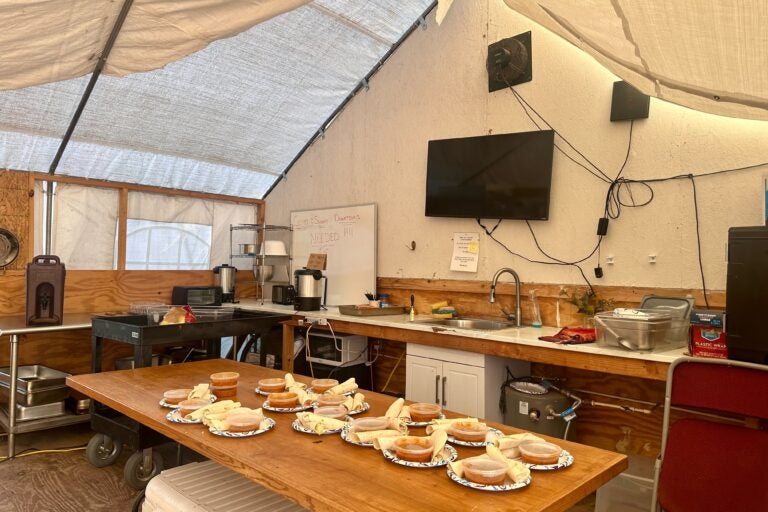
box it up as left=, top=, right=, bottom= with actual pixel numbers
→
left=417, top=318, right=517, bottom=331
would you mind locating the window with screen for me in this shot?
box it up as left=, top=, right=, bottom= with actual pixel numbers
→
left=125, top=219, right=212, bottom=270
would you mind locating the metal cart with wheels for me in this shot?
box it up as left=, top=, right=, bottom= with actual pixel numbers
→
left=86, top=309, right=290, bottom=489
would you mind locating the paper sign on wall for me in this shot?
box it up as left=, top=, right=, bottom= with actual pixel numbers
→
left=450, top=232, right=479, bottom=272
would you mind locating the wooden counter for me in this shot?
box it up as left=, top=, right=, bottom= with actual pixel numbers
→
left=68, top=359, right=627, bottom=512
left=236, top=301, right=684, bottom=381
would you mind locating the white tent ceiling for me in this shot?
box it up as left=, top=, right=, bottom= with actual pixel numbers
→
left=0, top=0, right=434, bottom=198
left=1, top=0, right=765, bottom=201
left=502, top=0, right=768, bottom=121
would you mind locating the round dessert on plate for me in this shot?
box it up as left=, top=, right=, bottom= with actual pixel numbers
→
left=316, top=394, right=346, bottom=407
left=310, top=378, right=338, bottom=394
left=257, top=378, right=286, bottom=393
left=450, top=421, right=489, bottom=442
left=393, top=436, right=433, bottom=463
left=211, top=384, right=237, bottom=399
left=268, top=391, right=298, bottom=408
left=210, top=371, right=239, bottom=387
left=177, top=398, right=209, bottom=418
left=519, top=441, right=562, bottom=465
left=313, top=405, right=348, bottom=420
left=163, top=388, right=192, bottom=405
left=462, top=458, right=508, bottom=486
left=409, top=403, right=442, bottom=423
left=350, top=416, right=389, bottom=433
left=226, top=412, right=264, bottom=432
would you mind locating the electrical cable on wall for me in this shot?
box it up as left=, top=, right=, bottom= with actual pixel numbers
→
left=495, top=81, right=767, bottom=301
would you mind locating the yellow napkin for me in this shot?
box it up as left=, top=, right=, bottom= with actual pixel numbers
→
left=430, top=430, right=448, bottom=461
left=493, top=433, right=545, bottom=458
left=284, top=373, right=306, bottom=390
left=204, top=407, right=263, bottom=431
left=187, top=383, right=211, bottom=400
left=296, top=412, right=347, bottom=435
left=186, top=400, right=240, bottom=421
left=342, top=393, right=366, bottom=412
left=325, top=378, right=357, bottom=395
left=291, top=387, right=318, bottom=406
left=350, top=429, right=402, bottom=444
left=486, top=445, right=531, bottom=483
left=384, top=397, right=404, bottom=419
left=425, top=417, right=478, bottom=435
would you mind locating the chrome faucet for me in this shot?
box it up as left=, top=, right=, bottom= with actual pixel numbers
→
left=489, top=267, right=522, bottom=327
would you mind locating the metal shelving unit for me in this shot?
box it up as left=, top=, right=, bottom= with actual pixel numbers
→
left=229, top=223, right=292, bottom=304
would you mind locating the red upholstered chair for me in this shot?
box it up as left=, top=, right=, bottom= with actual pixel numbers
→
left=652, top=357, right=768, bottom=511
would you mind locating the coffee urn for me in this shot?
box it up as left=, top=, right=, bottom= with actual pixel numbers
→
left=294, top=267, right=326, bottom=311
left=213, top=264, right=237, bottom=303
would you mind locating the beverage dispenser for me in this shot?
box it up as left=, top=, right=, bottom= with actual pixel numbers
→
left=26, top=255, right=66, bottom=326
left=294, top=268, right=327, bottom=311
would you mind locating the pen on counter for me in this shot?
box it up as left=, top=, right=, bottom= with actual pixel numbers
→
left=409, top=294, right=415, bottom=321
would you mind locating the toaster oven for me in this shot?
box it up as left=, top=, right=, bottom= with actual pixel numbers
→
left=171, top=286, right=223, bottom=306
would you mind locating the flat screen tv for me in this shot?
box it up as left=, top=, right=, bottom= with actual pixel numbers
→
left=425, top=130, right=555, bottom=220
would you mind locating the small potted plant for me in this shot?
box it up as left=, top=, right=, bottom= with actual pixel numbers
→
left=560, top=289, right=614, bottom=326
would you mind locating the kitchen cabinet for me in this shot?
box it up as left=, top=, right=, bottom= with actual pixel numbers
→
left=405, top=344, right=529, bottom=423
left=229, top=223, right=292, bottom=304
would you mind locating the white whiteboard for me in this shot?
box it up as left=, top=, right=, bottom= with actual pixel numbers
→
left=291, top=204, right=376, bottom=306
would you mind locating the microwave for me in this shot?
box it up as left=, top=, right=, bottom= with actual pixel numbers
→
left=305, top=332, right=368, bottom=367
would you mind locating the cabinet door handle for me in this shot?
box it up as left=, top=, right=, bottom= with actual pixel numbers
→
left=434, top=375, right=440, bottom=404
left=441, top=376, right=447, bottom=406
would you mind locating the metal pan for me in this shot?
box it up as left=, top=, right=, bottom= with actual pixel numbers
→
left=0, top=227, right=19, bottom=267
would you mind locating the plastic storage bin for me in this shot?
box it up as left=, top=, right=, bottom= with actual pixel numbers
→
left=595, top=310, right=675, bottom=352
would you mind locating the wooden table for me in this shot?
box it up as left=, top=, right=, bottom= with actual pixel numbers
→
left=67, top=359, right=627, bottom=512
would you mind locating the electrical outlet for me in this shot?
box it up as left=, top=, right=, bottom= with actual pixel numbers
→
left=304, top=315, right=325, bottom=325
left=487, top=31, right=532, bottom=92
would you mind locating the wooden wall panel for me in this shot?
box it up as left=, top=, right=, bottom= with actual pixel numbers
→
left=378, top=277, right=724, bottom=328
left=370, top=339, right=406, bottom=397
left=0, top=170, right=29, bottom=271
left=0, top=269, right=259, bottom=316
left=0, top=332, right=135, bottom=375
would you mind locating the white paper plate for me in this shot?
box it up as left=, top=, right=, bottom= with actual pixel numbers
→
left=345, top=402, right=370, bottom=415
left=523, top=450, right=574, bottom=471
left=262, top=401, right=314, bottom=413
left=208, top=417, right=276, bottom=438
left=404, top=413, right=445, bottom=427
left=446, top=466, right=532, bottom=491
left=291, top=419, right=346, bottom=435
left=309, top=387, right=358, bottom=397
left=382, top=445, right=457, bottom=468
left=447, top=427, right=503, bottom=447
left=165, top=409, right=202, bottom=424
left=159, top=394, right=217, bottom=409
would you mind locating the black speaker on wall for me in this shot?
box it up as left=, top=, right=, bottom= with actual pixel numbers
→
left=610, top=81, right=650, bottom=122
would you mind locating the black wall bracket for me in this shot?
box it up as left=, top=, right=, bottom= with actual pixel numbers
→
left=487, top=31, right=532, bottom=92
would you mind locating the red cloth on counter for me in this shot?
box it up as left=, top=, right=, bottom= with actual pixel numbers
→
left=539, top=327, right=597, bottom=344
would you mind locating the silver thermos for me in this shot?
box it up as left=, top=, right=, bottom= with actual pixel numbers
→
left=294, top=267, right=326, bottom=311
left=213, top=264, right=237, bottom=303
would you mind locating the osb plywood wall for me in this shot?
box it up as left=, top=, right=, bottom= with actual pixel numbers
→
left=0, top=170, right=29, bottom=270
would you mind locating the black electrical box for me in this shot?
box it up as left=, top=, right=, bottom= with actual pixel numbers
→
left=610, top=81, right=650, bottom=122
left=725, top=226, right=768, bottom=364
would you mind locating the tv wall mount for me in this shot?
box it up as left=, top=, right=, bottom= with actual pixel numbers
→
left=487, top=31, right=532, bottom=92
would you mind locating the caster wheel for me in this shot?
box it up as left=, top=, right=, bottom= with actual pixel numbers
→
left=124, top=450, right=163, bottom=490
left=86, top=434, right=123, bottom=468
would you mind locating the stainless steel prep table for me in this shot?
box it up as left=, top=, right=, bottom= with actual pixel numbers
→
left=0, top=313, right=95, bottom=458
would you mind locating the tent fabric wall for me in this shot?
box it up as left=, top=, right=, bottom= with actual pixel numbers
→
left=502, top=0, right=768, bottom=121
left=0, top=0, right=435, bottom=199
left=50, top=184, right=119, bottom=269
left=0, top=0, right=310, bottom=91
